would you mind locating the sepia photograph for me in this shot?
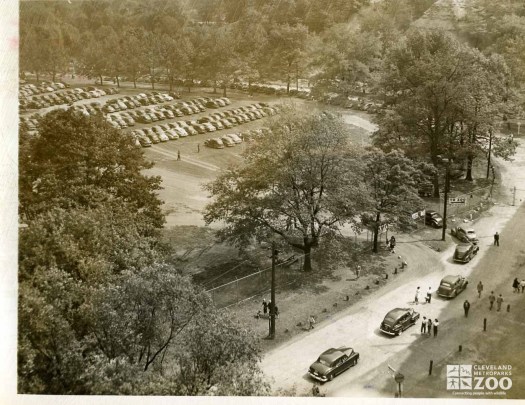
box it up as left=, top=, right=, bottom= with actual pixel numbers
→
left=2, top=0, right=525, bottom=403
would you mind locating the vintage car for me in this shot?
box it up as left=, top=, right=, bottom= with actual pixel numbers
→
left=453, top=243, right=479, bottom=263
left=204, top=138, right=225, bottom=149
left=380, top=308, right=420, bottom=336
left=438, top=275, right=468, bottom=298
left=425, top=210, right=443, bottom=228
left=308, top=347, right=359, bottom=383
left=451, top=226, right=478, bottom=244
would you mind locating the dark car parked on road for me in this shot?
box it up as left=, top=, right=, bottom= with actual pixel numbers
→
left=308, top=347, right=359, bottom=383
left=380, top=308, right=420, bottom=336
left=453, top=243, right=479, bottom=263
left=451, top=226, right=478, bottom=244
left=425, top=210, right=443, bottom=228
left=438, top=275, right=468, bottom=298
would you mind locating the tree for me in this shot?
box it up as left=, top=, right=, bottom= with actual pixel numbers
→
left=373, top=30, right=489, bottom=196
left=264, top=24, right=309, bottom=94
left=204, top=109, right=370, bottom=271
left=361, top=149, right=433, bottom=253
left=19, top=109, right=164, bottom=228
left=309, top=24, right=382, bottom=97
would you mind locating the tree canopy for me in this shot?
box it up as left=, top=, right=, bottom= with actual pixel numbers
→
left=204, top=109, right=371, bottom=271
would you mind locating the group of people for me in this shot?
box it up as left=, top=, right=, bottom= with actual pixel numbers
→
left=420, top=317, right=439, bottom=336
left=414, top=286, right=432, bottom=304
left=256, top=298, right=279, bottom=319
left=512, top=278, right=525, bottom=293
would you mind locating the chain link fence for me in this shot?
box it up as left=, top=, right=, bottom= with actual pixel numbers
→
left=205, top=255, right=304, bottom=309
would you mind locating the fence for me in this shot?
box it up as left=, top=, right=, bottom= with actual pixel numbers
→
left=205, top=255, right=303, bottom=309
left=445, top=185, right=493, bottom=219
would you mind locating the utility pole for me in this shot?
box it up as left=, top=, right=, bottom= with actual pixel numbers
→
left=486, top=128, right=493, bottom=179
left=269, top=241, right=277, bottom=339
left=442, top=162, right=450, bottom=241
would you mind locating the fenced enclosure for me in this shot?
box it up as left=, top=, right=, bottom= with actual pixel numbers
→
left=205, top=255, right=303, bottom=309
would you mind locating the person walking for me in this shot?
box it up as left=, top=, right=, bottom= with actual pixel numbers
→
left=274, top=305, right=279, bottom=319
left=356, top=265, right=361, bottom=279
left=414, top=286, right=421, bottom=305
left=463, top=300, right=471, bottom=317
left=425, top=287, right=432, bottom=304
left=520, top=279, right=525, bottom=293
left=477, top=281, right=484, bottom=298
left=496, top=294, right=504, bottom=311
left=309, top=315, right=316, bottom=330
left=197, top=143, right=200, bottom=153
left=489, top=291, right=496, bottom=310
left=427, top=318, right=433, bottom=335
left=390, top=236, right=396, bottom=252
left=262, top=299, right=268, bottom=315
left=177, top=150, right=181, bottom=161
left=512, top=278, right=520, bottom=293
left=494, top=232, right=500, bottom=246
left=421, top=317, right=427, bottom=334
left=433, top=319, right=439, bottom=337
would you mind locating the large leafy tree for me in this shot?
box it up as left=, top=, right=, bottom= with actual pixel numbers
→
left=361, top=149, right=433, bottom=253
left=19, top=109, right=164, bottom=228
left=204, top=109, right=370, bottom=271
left=373, top=30, right=513, bottom=195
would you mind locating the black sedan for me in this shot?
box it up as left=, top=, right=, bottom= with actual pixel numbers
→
left=438, top=275, right=468, bottom=298
left=379, top=308, right=420, bottom=336
left=308, top=347, right=359, bottom=383
left=453, top=243, right=479, bottom=263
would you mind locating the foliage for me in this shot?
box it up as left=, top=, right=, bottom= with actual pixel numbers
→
left=204, top=109, right=371, bottom=271
left=19, top=108, right=164, bottom=228
left=361, top=149, right=433, bottom=252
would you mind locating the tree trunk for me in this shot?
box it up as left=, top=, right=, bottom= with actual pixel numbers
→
left=465, top=154, right=473, bottom=181
left=213, top=79, right=217, bottom=94
left=296, top=62, right=299, bottom=91
left=99, top=74, right=103, bottom=86
left=36, top=70, right=40, bottom=82
left=133, top=78, right=137, bottom=89
left=116, top=75, right=120, bottom=88
left=223, top=84, right=227, bottom=97
left=373, top=211, right=381, bottom=253
left=303, top=242, right=312, bottom=272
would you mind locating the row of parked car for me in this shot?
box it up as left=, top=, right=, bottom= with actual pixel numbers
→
left=20, top=86, right=119, bottom=111
left=130, top=103, right=279, bottom=147
left=106, top=96, right=232, bottom=129
left=230, top=82, right=312, bottom=99
left=19, top=81, right=67, bottom=98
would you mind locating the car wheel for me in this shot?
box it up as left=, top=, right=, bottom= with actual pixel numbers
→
left=328, top=374, right=334, bottom=382
left=353, top=358, right=359, bottom=366
left=397, top=329, right=403, bottom=336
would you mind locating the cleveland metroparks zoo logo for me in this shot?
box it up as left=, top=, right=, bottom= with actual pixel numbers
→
left=447, top=365, right=512, bottom=393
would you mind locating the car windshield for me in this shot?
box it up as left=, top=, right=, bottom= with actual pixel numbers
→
left=467, top=230, right=475, bottom=235
left=440, top=282, right=452, bottom=288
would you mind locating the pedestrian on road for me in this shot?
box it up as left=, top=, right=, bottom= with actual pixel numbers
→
left=425, top=287, right=432, bottom=304
left=274, top=305, right=279, bottom=319
left=262, top=299, right=268, bottom=315
left=356, top=265, right=361, bottom=279
left=489, top=292, right=496, bottom=310
left=463, top=300, right=471, bottom=317
left=177, top=150, right=181, bottom=161
left=427, top=318, right=433, bottom=335
left=421, top=317, right=427, bottom=334
left=513, top=278, right=520, bottom=293
left=477, top=281, right=484, bottom=298
left=433, top=319, right=439, bottom=337
left=521, top=279, right=525, bottom=293
left=494, top=232, right=500, bottom=246
left=309, top=315, right=316, bottom=330
left=415, top=286, right=421, bottom=305
left=197, top=143, right=200, bottom=153
left=390, top=236, right=396, bottom=252
left=496, top=294, right=504, bottom=311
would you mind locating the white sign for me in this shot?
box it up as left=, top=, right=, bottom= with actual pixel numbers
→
left=449, top=197, right=466, bottom=205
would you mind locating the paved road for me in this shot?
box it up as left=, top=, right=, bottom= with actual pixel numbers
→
left=261, top=146, right=525, bottom=397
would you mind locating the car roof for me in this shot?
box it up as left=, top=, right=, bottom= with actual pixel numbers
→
left=441, top=275, right=460, bottom=283
left=319, top=348, right=348, bottom=363
left=385, top=308, right=410, bottom=320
